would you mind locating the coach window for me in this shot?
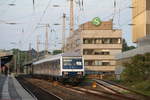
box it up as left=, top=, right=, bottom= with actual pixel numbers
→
left=63, top=59, right=72, bottom=66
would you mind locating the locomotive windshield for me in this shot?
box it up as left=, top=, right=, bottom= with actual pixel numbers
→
left=63, top=58, right=83, bottom=69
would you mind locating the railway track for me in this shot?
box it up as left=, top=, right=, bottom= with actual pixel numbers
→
left=16, top=77, right=63, bottom=100
left=95, top=79, right=150, bottom=100
left=18, top=76, right=144, bottom=100
left=68, top=86, right=136, bottom=100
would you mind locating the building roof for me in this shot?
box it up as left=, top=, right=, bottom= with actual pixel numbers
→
left=79, top=20, right=113, bottom=30
left=0, top=50, right=13, bottom=57
left=116, top=45, right=150, bottom=60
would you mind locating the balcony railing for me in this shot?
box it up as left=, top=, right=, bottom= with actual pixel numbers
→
left=82, top=44, right=122, bottom=49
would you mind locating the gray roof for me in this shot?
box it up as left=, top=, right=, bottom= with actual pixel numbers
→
left=61, top=51, right=81, bottom=57
left=33, top=51, right=81, bottom=65
left=116, top=45, right=150, bottom=60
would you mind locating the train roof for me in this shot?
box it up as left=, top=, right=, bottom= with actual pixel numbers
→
left=60, top=51, right=81, bottom=57
left=33, top=52, right=81, bottom=65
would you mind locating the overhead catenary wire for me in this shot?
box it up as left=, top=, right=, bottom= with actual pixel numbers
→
left=12, top=0, right=134, bottom=50
left=24, top=0, right=53, bottom=46
left=103, top=0, right=134, bottom=20
left=33, top=0, right=53, bottom=32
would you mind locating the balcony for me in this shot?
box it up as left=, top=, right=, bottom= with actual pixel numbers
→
left=85, top=66, right=116, bottom=71
left=81, top=30, right=122, bottom=38
left=82, top=44, right=122, bottom=49
left=83, top=55, right=115, bottom=60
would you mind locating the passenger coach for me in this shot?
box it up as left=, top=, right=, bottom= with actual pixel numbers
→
left=32, top=52, right=84, bottom=82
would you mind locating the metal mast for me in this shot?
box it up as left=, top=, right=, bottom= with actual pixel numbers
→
left=70, top=0, right=74, bottom=36
left=62, top=13, right=66, bottom=53
left=45, top=24, right=49, bottom=55
left=29, top=43, right=32, bottom=61
left=36, top=35, right=39, bottom=58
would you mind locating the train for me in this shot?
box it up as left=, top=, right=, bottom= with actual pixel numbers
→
left=25, top=52, right=85, bottom=83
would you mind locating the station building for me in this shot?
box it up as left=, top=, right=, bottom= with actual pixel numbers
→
left=64, top=19, right=122, bottom=75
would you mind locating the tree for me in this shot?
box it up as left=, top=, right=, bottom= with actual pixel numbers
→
left=122, top=53, right=150, bottom=82
left=11, top=49, right=38, bottom=73
left=53, top=50, right=62, bottom=55
left=122, top=39, right=136, bottom=52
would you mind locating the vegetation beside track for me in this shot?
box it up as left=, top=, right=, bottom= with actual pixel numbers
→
left=113, top=53, right=150, bottom=97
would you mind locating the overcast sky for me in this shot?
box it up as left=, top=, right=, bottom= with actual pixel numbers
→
left=0, top=0, right=133, bottom=51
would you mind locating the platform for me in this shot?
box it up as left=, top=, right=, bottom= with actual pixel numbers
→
left=0, top=74, right=36, bottom=100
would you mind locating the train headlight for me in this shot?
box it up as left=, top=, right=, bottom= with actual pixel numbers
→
left=64, top=72, right=68, bottom=75
left=77, top=72, right=82, bottom=74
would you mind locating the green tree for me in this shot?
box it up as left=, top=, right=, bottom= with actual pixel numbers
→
left=53, top=50, right=62, bottom=55
left=122, top=53, right=150, bottom=82
left=122, top=39, right=136, bottom=52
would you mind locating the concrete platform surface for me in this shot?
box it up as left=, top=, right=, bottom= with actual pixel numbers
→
left=0, top=74, right=36, bottom=100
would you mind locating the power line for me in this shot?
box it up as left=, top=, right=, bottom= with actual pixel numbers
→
left=34, top=0, right=53, bottom=30
left=24, top=0, right=53, bottom=46
left=103, top=1, right=131, bottom=20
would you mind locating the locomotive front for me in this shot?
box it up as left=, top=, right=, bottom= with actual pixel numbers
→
left=61, top=57, right=84, bottom=80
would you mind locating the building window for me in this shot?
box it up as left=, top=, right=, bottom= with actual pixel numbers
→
left=84, top=60, right=93, bottom=66
left=95, top=38, right=102, bottom=44
left=94, top=61, right=102, bottom=66
left=102, top=38, right=110, bottom=44
left=84, top=60, right=110, bottom=66
left=110, top=38, right=121, bottom=44
left=83, top=38, right=88, bottom=44
left=101, top=52, right=110, bottom=55
left=83, top=38, right=121, bottom=44
left=94, top=51, right=108, bottom=55
left=102, top=62, right=110, bottom=66
left=83, top=49, right=94, bottom=55
left=83, top=49, right=110, bottom=55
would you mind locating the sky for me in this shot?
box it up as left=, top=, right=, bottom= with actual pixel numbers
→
left=0, top=0, right=134, bottom=51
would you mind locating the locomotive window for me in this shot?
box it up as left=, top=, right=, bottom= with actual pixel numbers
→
left=63, top=59, right=72, bottom=66
left=63, top=59, right=82, bottom=66
left=76, top=61, right=82, bottom=65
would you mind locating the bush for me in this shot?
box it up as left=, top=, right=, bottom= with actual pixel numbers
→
left=122, top=53, right=150, bottom=83
left=133, top=80, right=150, bottom=96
